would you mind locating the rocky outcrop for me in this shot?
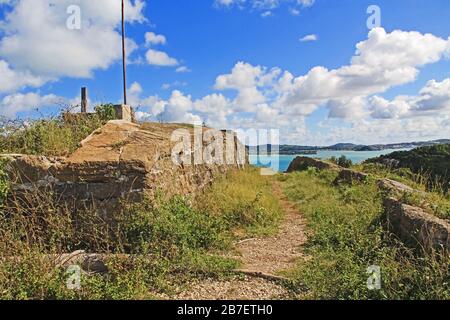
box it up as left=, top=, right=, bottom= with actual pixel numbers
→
left=384, top=198, right=450, bottom=251
left=286, top=157, right=368, bottom=185
left=3, top=154, right=63, bottom=184
left=286, top=157, right=340, bottom=173
left=334, top=169, right=369, bottom=184
left=377, top=178, right=429, bottom=200
left=378, top=179, right=449, bottom=251
left=377, top=178, right=414, bottom=194
left=3, top=121, right=247, bottom=214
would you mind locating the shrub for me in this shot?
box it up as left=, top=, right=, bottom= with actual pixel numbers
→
left=367, top=144, right=450, bottom=193
left=337, top=155, right=353, bottom=168
left=0, top=105, right=114, bottom=156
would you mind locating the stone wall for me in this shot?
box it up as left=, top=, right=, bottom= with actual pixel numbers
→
left=384, top=198, right=450, bottom=251
left=3, top=120, right=247, bottom=214
left=377, top=178, right=450, bottom=251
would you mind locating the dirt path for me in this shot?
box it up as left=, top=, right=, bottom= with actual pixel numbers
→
left=170, top=181, right=307, bottom=300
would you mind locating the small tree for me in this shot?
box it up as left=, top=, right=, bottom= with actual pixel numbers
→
left=337, top=155, right=353, bottom=168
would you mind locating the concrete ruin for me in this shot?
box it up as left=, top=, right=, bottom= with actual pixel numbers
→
left=3, top=120, right=247, bottom=214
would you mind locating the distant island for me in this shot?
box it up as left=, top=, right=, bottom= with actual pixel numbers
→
left=248, top=139, right=450, bottom=155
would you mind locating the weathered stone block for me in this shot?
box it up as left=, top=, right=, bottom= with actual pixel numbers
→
left=384, top=197, right=450, bottom=251
left=113, top=105, right=133, bottom=122
left=334, top=169, right=369, bottom=184
left=3, top=121, right=248, bottom=214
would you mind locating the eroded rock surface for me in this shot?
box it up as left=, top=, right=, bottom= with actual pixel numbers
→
left=384, top=198, right=450, bottom=251
left=334, top=169, right=369, bottom=184
left=3, top=121, right=247, bottom=213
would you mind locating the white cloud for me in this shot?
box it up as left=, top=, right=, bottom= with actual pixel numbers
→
left=370, top=78, right=450, bottom=119
left=145, top=32, right=167, bottom=46
left=289, top=8, right=300, bottom=15
left=0, top=92, right=63, bottom=117
left=145, top=49, right=179, bottom=67
left=281, top=28, right=450, bottom=119
left=299, top=34, right=317, bottom=42
left=0, top=0, right=145, bottom=82
left=176, top=66, right=191, bottom=73
left=130, top=28, right=449, bottom=143
left=215, top=62, right=268, bottom=111
left=143, top=27, right=450, bottom=144
left=161, top=81, right=187, bottom=90
left=0, top=60, right=46, bottom=93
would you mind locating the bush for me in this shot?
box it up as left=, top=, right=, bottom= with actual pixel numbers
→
left=0, top=105, right=115, bottom=156
left=95, top=104, right=117, bottom=122
left=337, top=155, right=353, bottom=168
left=328, top=155, right=353, bottom=168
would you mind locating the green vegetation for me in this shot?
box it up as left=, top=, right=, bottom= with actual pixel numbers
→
left=367, top=144, right=450, bottom=193
left=329, top=155, right=353, bottom=168
left=354, top=163, right=450, bottom=219
left=281, top=169, right=449, bottom=300
left=0, top=104, right=116, bottom=156
left=0, top=108, right=448, bottom=300
left=0, top=167, right=281, bottom=300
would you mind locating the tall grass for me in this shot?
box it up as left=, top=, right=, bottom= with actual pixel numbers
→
left=281, top=170, right=449, bottom=300
left=356, top=163, right=450, bottom=219
left=0, top=167, right=281, bottom=300
left=0, top=104, right=116, bottom=156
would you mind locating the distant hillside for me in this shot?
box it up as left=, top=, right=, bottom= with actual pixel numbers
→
left=248, top=139, right=450, bottom=154
left=367, top=144, right=450, bottom=192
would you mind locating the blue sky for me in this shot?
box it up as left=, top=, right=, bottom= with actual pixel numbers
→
left=0, top=0, right=449, bottom=145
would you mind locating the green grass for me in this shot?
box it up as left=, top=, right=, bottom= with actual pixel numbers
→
left=366, top=144, right=450, bottom=193
left=355, top=163, right=450, bottom=219
left=280, top=169, right=449, bottom=300
left=0, top=167, right=281, bottom=300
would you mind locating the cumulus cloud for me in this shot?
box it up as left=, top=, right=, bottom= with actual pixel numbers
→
left=142, top=32, right=181, bottom=68
left=131, top=28, right=450, bottom=144
left=145, top=49, right=179, bottom=66
left=145, top=32, right=167, bottom=46
left=0, top=0, right=145, bottom=82
left=279, top=28, right=450, bottom=119
left=299, top=34, right=317, bottom=42
left=0, top=92, right=63, bottom=117
left=0, top=60, right=46, bottom=93
left=370, top=78, right=450, bottom=119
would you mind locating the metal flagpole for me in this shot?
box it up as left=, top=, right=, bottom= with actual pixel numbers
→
left=121, top=0, right=127, bottom=105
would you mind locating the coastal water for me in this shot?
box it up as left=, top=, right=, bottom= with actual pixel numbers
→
left=250, top=149, right=409, bottom=173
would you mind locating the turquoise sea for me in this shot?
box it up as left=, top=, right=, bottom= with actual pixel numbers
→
left=250, top=149, right=410, bottom=173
